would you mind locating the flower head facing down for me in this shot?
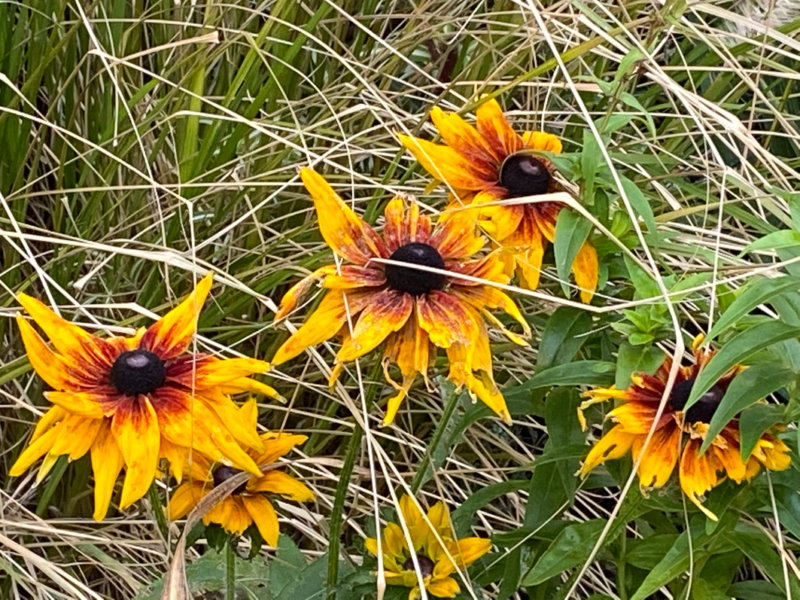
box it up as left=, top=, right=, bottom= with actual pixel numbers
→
left=271, top=168, right=530, bottom=425
left=399, top=98, right=598, bottom=303
left=366, top=495, right=491, bottom=599
left=11, top=273, right=276, bottom=520
left=167, top=399, right=313, bottom=546
left=578, top=337, right=791, bottom=519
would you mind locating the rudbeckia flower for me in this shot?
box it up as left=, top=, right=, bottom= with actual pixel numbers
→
left=398, top=98, right=598, bottom=303
left=11, top=273, right=276, bottom=520
left=578, top=336, right=791, bottom=519
left=167, top=399, right=313, bottom=546
left=271, top=168, right=531, bottom=425
left=366, top=495, right=491, bottom=599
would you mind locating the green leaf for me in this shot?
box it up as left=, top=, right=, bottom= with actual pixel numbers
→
left=528, top=360, right=616, bottom=389
left=625, top=533, right=680, bottom=569
left=451, top=480, right=527, bottom=538
left=624, top=254, right=660, bottom=298
left=537, top=307, right=593, bottom=369
left=738, top=404, right=785, bottom=460
left=554, top=209, right=592, bottom=298
left=686, top=321, right=800, bottom=410
left=706, top=276, right=800, bottom=341
left=731, top=522, right=800, bottom=597
left=699, top=364, right=793, bottom=454
left=619, top=176, right=656, bottom=235
left=581, top=129, right=600, bottom=203
left=522, top=520, right=606, bottom=585
left=742, top=230, right=800, bottom=254
left=615, top=342, right=663, bottom=389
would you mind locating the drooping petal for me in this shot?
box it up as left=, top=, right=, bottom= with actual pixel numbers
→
left=241, top=494, right=280, bottom=546
left=446, top=347, right=511, bottom=424
left=679, top=438, right=723, bottom=521
left=471, top=189, right=522, bottom=242
left=452, top=284, right=531, bottom=342
left=44, top=391, right=106, bottom=419
left=167, top=481, right=207, bottom=520
left=430, top=106, right=499, bottom=173
left=572, top=241, right=598, bottom=304
left=49, top=413, right=102, bottom=460
left=475, top=98, right=522, bottom=158
left=274, top=266, right=337, bottom=321
left=416, top=291, right=475, bottom=349
left=91, top=423, right=125, bottom=521
left=337, top=289, right=413, bottom=362
left=578, top=425, right=637, bottom=478
left=17, top=293, right=118, bottom=370
left=300, top=168, right=388, bottom=265
left=633, top=423, right=681, bottom=489
left=248, top=470, right=314, bottom=501
left=271, top=290, right=371, bottom=366
left=750, top=433, right=791, bottom=471
left=9, top=424, right=60, bottom=476
left=398, top=134, right=495, bottom=191
left=112, top=397, right=161, bottom=509
left=139, top=273, right=213, bottom=360
left=224, top=497, right=254, bottom=535
left=426, top=576, right=460, bottom=598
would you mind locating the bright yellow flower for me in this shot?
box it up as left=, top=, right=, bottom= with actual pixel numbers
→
left=167, top=399, right=313, bottom=546
left=271, top=168, right=531, bottom=425
left=399, top=98, right=598, bottom=303
left=366, top=495, right=491, bottom=599
left=11, top=273, right=276, bottom=520
left=579, top=337, right=791, bottom=520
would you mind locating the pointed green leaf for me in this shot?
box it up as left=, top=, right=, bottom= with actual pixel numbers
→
left=554, top=209, right=592, bottom=298
left=699, top=364, right=792, bottom=455
left=707, top=276, right=800, bottom=341
left=738, top=404, right=786, bottom=460
left=686, top=321, right=800, bottom=410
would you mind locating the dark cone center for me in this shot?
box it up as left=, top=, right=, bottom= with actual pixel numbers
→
left=402, top=553, right=435, bottom=578
left=385, top=242, right=446, bottom=296
left=110, top=350, right=166, bottom=396
left=668, top=377, right=724, bottom=424
left=212, top=465, right=248, bottom=495
left=499, top=154, right=551, bottom=197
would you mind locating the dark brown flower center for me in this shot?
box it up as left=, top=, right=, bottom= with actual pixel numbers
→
left=668, top=377, right=724, bottom=424
left=385, top=242, right=445, bottom=296
left=499, top=154, right=551, bottom=197
left=110, top=350, right=166, bottom=396
left=402, top=553, right=435, bottom=578
left=212, top=465, right=248, bottom=494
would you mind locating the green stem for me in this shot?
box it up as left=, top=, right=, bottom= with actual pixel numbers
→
left=226, top=538, right=236, bottom=600
left=326, top=423, right=363, bottom=600
left=410, top=388, right=460, bottom=495
left=148, top=483, right=170, bottom=542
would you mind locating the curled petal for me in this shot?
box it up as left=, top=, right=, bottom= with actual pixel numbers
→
left=112, top=397, right=161, bottom=509
left=140, top=273, right=213, bottom=360
left=91, top=423, right=125, bottom=521
left=679, top=438, right=722, bottom=521
left=271, top=291, right=372, bottom=366
left=475, top=98, right=522, bottom=158
left=274, top=266, right=337, bottom=321
left=398, top=134, right=495, bottom=190
left=9, top=424, right=60, bottom=477
left=447, top=341, right=510, bottom=423
left=256, top=432, right=308, bottom=465
left=572, top=242, right=598, bottom=304
left=300, top=168, right=387, bottom=264
left=578, top=425, right=637, bottom=479
left=425, top=576, right=460, bottom=598
left=241, top=494, right=280, bottom=546
left=337, top=289, right=413, bottom=362
left=248, top=470, right=314, bottom=502
left=472, top=189, right=522, bottom=242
